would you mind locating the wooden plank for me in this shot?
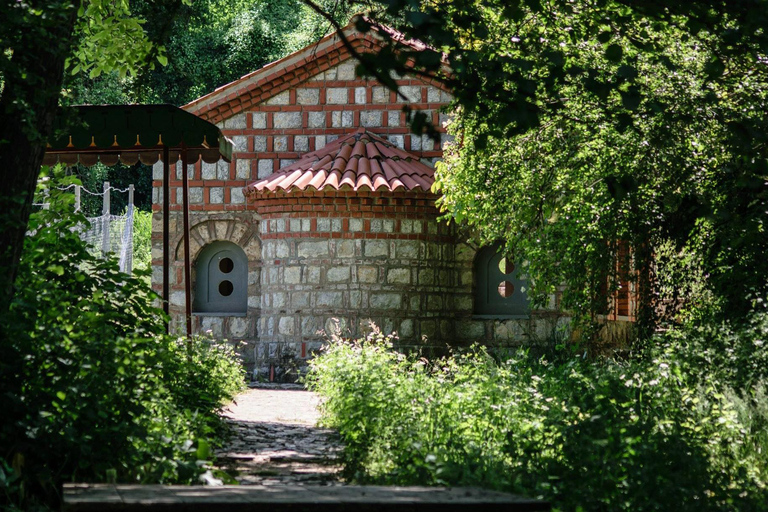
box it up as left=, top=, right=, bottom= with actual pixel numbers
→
left=63, top=484, right=550, bottom=512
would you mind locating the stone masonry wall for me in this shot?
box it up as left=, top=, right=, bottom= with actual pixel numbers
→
left=250, top=190, right=472, bottom=380
left=150, top=186, right=262, bottom=373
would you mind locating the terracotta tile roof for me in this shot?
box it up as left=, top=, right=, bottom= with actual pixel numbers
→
left=246, top=129, right=435, bottom=194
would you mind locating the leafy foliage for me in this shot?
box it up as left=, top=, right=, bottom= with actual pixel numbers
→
left=356, top=0, right=768, bottom=332
left=307, top=326, right=768, bottom=511
left=123, top=0, right=350, bottom=106
left=0, top=172, right=243, bottom=509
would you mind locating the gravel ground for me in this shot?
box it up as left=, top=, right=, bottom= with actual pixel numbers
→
left=214, top=388, right=343, bottom=486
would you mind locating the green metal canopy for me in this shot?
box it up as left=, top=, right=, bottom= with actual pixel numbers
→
left=43, top=104, right=233, bottom=167
left=43, top=104, right=233, bottom=337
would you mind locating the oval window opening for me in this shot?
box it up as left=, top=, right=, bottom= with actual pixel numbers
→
left=219, top=257, right=234, bottom=274
left=219, top=280, right=234, bottom=297
left=498, top=281, right=514, bottom=298
left=499, top=258, right=515, bottom=274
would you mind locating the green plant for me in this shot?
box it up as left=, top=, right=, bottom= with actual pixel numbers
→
left=307, top=325, right=768, bottom=511
left=0, top=173, right=244, bottom=509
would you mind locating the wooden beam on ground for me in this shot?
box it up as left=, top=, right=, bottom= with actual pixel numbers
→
left=63, top=484, right=550, bottom=512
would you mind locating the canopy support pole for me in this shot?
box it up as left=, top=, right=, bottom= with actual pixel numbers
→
left=181, top=145, right=192, bottom=338
left=163, top=145, right=170, bottom=333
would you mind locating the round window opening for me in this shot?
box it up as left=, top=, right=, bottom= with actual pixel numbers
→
left=499, top=258, right=515, bottom=274
left=219, top=280, right=234, bottom=297
left=498, top=281, right=515, bottom=298
left=219, top=257, right=234, bottom=273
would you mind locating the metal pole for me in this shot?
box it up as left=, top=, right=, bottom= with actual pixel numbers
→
left=163, top=146, right=170, bottom=332
left=126, top=184, right=134, bottom=274
left=101, top=181, right=110, bottom=256
left=74, top=185, right=81, bottom=213
left=181, top=146, right=192, bottom=338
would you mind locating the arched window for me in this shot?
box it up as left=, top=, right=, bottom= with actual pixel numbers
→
left=193, top=241, right=247, bottom=315
left=474, top=245, right=529, bottom=317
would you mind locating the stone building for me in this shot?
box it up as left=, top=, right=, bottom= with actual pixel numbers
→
left=152, top=21, right=568, bottom=379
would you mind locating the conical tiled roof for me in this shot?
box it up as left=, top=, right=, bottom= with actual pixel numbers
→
left=246, top=129, right=436, bottom=194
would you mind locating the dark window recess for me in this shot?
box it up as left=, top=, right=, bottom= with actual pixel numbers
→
left=474, top=245, right=529, bottom=316
left=193, top=241, right=247, bottom=315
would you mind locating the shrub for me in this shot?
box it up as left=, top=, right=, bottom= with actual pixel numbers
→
left=0, top=174, right=244, bottom=509
left=306, top=326, right=768, bottom=511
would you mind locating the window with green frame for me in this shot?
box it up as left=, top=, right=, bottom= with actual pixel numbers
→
left=474, top=244, right=529, bottom=317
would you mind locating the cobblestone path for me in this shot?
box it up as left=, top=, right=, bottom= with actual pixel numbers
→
left=214, top=386, right=343, bottom=486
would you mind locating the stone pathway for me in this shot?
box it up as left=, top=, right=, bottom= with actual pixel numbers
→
left=213, top=386, right=343, bottom=486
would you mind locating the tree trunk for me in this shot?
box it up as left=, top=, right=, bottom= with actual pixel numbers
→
left=0, top=2, right=78, bottom=315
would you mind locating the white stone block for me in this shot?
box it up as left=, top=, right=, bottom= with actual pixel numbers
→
left=327, top=266, right=350, bottom=282
left=232, top=135, right=248, bottom=152
left=388, top=135, right=404, bottom=149
left=253, top=136, right=267, bottom=152
left=387, top=110, right=400, bottom=126
left=202, top=162, right=216, bottom=180
left=396, top=240, right=420, bottom=259
left=217, top=160, right=229, bottom=180
left=252, top=112, right=267, bottom=129
left=349, top=218, right=363, bottom=231
left=298, top=241, right=329, bottom=258
left=210, top=187, right=224, bottom=204
left=398, top=85, right=422, bottom=103
left=293, top=292, right=310, bottom=309
left=153, top=161, right=163, bottom=180
left=337, top=62, right=355, bottom=80
left=357, top=266, right=378, bottom=283
left=278, top=317, right=294, bottom=335
left=274, top=136, right=288, bottom=152
left=355, top=87, right=366, bottom=104
left=360, top=111, right=382, bottom=127
left=265, top=90, right=290, bottom=105
left=316, top=291, right=343, bottom=308
left=257, top=160, right=273, bottom=178
left=275, top=240, right=290, bottom=258
left=308, top=111, right=325, bottom=128
left=364, top=240, right=389, bottom=257
left=224, top=113, right=246, bottom=129
left=326, top=88, right=348, bottom=104
left=336, top=239, right=354, bottom=258
left=400, top=319, right=414, bottom=337
left=370, top=293, right=402, bottom=310
left=236, top=159, right=250, bottom=179
left=230, top=317, right=249, bottom=337
left=294, top=135, right=309, bottom=152
left=296, top=88, right=320, bottom=105
left=372, top=86, right=389, bottom=103
left=274, top=112, right=302, bottom=129
left=315, top=135, right=326, bottom=150
left=284, top=266, right=302, bottom=284
left=387, top=268, right=410, bottom=284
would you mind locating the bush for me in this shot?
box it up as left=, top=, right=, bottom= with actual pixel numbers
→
left=0, top=174, right=244, bottom=509
left=306, top=326, right=768, bottom=511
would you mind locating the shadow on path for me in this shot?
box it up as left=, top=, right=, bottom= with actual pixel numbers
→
left=214, top=418, right=343, bottom=485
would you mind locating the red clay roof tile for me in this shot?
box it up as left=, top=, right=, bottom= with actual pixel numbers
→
left=247, top=129, right=436, bottom=194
